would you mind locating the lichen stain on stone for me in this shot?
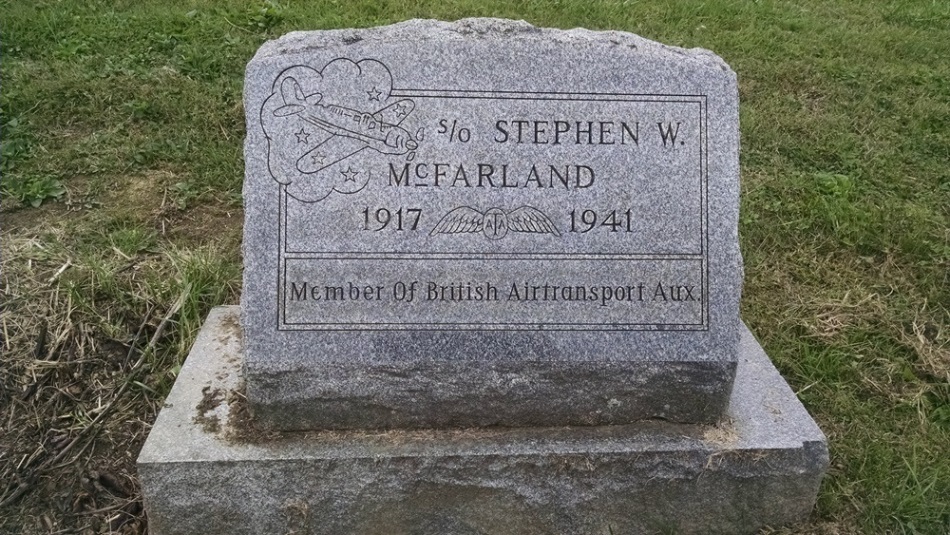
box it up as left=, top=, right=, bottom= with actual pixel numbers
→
left=193, top=385, right=224, bottom=433
left=217, top=310, right=243, bottom=347
left=281, top=498, right=311, bottom=534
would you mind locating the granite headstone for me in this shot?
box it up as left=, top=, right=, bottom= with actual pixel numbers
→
left=139, top=20, right=827, bottom=534
left=241, top=18, right=742, bottom=430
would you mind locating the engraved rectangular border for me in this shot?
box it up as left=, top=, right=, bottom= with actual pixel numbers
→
left=277, top=91, right=708, bottom=331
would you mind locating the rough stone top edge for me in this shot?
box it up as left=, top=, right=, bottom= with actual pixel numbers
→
left=250, top=18, right=733, bottom=74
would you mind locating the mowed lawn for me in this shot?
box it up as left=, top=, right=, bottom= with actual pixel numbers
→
left=1, top=1, right=947, bottom=533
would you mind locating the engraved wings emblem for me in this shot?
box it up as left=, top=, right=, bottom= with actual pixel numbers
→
left=430, top=206, right=560, bottom=241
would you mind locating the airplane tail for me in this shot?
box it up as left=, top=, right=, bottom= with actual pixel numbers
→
left=273, top=77, right=319, bottom=117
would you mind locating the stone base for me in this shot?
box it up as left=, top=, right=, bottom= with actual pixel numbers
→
left=138, top=306, right=827, bottom=535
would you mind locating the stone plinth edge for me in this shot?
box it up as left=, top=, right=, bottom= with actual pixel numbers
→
left=139, top=306, right=827, bottom=535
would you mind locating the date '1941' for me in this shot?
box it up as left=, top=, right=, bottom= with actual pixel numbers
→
left=569, top=209, right=633, bottom=233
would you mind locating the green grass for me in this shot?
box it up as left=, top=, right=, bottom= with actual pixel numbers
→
left=1, top=1, right=948, bottom=533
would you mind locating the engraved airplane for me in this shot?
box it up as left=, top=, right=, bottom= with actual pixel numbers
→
left=272, top=77, right=423, bottom=173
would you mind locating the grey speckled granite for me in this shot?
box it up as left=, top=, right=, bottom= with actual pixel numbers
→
left=138, top=307, right=827, bottom=535
left=242, top=19, right=742, bottom=430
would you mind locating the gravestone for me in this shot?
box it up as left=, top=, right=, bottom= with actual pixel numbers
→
left=240, top=18, right=742, bottom=430
left=139, top=19, right=827, bottom=535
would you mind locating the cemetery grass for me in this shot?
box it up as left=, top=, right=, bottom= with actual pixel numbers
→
left=1, top=0, right=947, bottom=533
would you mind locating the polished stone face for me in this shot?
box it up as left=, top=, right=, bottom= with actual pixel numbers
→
left=241, top=19, right=743, bottom=430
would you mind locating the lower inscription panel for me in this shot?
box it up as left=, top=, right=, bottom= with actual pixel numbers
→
left=281, top=256, right=705, bottom=330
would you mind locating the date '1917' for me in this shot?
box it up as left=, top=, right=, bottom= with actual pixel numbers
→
left=362, top=207, right=422, bottom=231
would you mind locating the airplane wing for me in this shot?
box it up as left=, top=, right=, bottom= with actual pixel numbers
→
left=296, top=134, right=366, bottom=174
left=373, top=99, right=415, bottom=126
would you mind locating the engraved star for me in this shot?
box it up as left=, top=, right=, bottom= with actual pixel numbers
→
left=341, top=167, right=359, bottom=182
left=394, top=102, right=409, bottom=119
left=367, top=86, right=382, bottom=102
left=311, top=152, right=326, bottom=166
left=295, top=128, right=310, bottom=144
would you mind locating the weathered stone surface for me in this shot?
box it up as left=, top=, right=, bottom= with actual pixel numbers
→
left=138, top=307, right=827, bottom=535
left=242, top=18, right=742, bottom=429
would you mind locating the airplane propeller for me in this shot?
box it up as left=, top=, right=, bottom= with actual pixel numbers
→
left=407, top=127, right=425, bottom=162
